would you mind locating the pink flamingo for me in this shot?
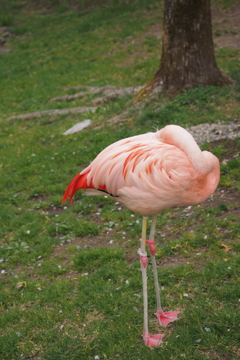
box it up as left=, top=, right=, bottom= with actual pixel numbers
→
left=62, top=125, right=220, bottom=348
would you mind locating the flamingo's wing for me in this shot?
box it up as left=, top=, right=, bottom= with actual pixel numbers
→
left=62, top=132, right=164, bottom=203
left=62, top=130, right=192, bottom=208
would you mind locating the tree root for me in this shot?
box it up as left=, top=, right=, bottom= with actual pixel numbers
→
left=93, top=112, right=130, bottom=130
left=133, top=78, right=163, bottom=104
left=6, top=85, right=141, bottom=121
left=7, top=107, right=97, bottom=120
left=134, top=71, right=235, bottom=104
left=49, top=85, right=141, bottom=104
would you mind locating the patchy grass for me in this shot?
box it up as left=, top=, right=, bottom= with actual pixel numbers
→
left=0, top=1, right=240, bottom=359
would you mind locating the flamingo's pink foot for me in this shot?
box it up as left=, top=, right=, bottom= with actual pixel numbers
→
left=142, top=332, right=165, bottom=348
left=155, top=310, right=180, bottom=327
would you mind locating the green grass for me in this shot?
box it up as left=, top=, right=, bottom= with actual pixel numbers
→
left=0, top=1, right=240, bottom=359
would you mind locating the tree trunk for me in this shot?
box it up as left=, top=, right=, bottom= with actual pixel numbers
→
left=136, top=0, right=234, bottom=100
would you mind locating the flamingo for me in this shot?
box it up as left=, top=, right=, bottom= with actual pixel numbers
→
left=62, top=125, right=220, bottom=348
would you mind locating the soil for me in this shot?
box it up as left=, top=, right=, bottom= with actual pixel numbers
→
left=212, top=4, right=240, bottom=50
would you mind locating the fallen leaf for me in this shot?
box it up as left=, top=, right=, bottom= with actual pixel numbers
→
left=15, top=281, right=27, bottom=290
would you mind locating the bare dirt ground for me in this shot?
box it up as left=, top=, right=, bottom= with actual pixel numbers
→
left=212, top=4, right=240, bottom=49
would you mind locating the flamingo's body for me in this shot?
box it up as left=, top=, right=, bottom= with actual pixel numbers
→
left=63, top=125, right=220, bottom=347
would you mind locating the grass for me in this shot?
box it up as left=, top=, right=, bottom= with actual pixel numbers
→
left=0, top=0, right=240, bottom=359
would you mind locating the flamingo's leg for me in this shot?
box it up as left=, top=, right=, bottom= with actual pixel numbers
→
left=139, top=216, right=164, bottom=348
left=147, top=215, right=180, bottom=327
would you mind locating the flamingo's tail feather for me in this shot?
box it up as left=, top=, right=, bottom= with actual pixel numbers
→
left=62, top=170, right=91, bottom=204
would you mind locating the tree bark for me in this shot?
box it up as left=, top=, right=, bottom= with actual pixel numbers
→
left=136, top=0, right=234, bottom=100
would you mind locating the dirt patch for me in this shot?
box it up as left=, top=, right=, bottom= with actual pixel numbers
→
left=202, top=187, right=240, bottom=209
left=159, top=254, right=192, bottom=268
left=29, top=194, right=48, bottom=202
left=197, top=348, right=239, bottom=360
left=207, top=138, right=240, bottom=161
left=212, top=4, right=240, bottom=49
